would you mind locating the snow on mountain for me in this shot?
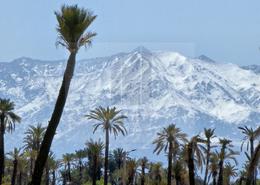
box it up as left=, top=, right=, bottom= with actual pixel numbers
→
left=0, top=47, right=260, bottom=157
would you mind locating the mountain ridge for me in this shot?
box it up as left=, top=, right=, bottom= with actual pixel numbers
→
left=0, top=47, right=260, bottom=156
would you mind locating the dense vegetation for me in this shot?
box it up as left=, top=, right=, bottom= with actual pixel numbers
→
left=0, top=4, right=259, bottom=185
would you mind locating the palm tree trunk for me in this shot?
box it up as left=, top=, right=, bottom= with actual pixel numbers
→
left=217, top=160, right=224, bottom=185
left=250, top=139, right=256, bottom=185
left=93, top=157, right=97, bottom=185
left=246, top=143, right=260, bottom=185
left=68, top=162, right=71, bottom=182
left=188, top=143, right=195, bottom=185
left=51, top=170, right=55, bottom=185
left=11, top=159, right=18, bottom=185
left=18, top=172, right=22, bottom=185
left=104, top=128, right=109, bottom=185
left=0, top=115, right=5, bottom=185
left=167, top=142, right=173, bottom=185
left=213, top=174, right=217, bottom=185
left=30, top=157, right=33, bottom=177
left=204, top=143, right=210, bottom=185
left=141, top=165, right=145, bottom=185
left=30, top=52, right=77, bottom=184
left=79, top=160, right=82, bottom=183
left=45, top=165, right=49, bottom=185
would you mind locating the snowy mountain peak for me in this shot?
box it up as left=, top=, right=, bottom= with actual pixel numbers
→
left=131, top=46, right=152, bottom=55
left=197, top=55, right=216, bottom=63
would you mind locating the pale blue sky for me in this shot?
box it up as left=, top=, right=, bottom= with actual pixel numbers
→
left=0, top=0, right=260, bottom=65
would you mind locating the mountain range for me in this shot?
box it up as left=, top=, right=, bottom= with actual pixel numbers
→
left=0, top=47, right=260, bottom=158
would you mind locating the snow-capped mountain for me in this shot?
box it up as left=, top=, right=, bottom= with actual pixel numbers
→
left=0, top=47, right=260, bottom=157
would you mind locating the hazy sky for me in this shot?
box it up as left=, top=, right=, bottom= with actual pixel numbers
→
left=0, top=0, right=260, bottom=65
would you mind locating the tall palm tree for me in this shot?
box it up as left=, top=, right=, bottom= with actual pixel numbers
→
left=246, top=142, right=260, bottom=185
left=0, top=98, right=21, bottom=184
left=153, top=124, right=187, bottom=185
left=85, top=106, right=127, bottom=185
left=86, top=139, right=104, bottom=185
left=7, top=147, right=23, bottom=185
left=203, top=128, right=216, bottom=185
left=217, top=139, right=238, bottom=185
left=31, top=5, right=97, bottom=184
left=187, top=135, right=206, bottom=185
left=138, top=157, right=149, bottom=185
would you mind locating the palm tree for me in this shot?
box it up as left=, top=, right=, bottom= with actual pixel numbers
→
left=208, top=153, right=219, bottom=185
left=74, top=149, right=87, bottom=183
left=23, top=124, right=46, bottom=176
left=62, top=153, right=74, bottom=183
left=0, top=98, right=21, bottom=184
left=47, top=154, right=59, bottom=185
left=86, top=139, right=104, bottom=185
left=85, top=106, right=127, bottom=185
left=31, top=5, right=97, bottom=184
left=45, top=152, right=55, bottom=185
left=111, top=148, right=124, bottom=169
left=217, top=139, right=238, bottom=185
left=187, top=135, right=205, bottom=185
left=239, top=126, right=255, bottom=157
left=153, top=124, right=187, bottom=185
left=23, top=124, right=46, bottom=152
left=138, top=157, right=149, bottom=185
left=203, top=128, right=216, bottom=185
left=7, top=147, right=22, bottom=185
left=246, top=142, right=260, bottom=185
left=173, top=159, right=185, bottom=185
left=237, top=168, right=247, bottom=185
left=127, top=159, right=138, bottom=185
left=223, top=162, right=238, bottom=185
left=149, top=162, right=163, bottom=185
left=17, top=156, right=27, bottom=185
left=238, top=126, right=260, bottom=185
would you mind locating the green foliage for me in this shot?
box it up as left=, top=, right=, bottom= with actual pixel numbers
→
left=55, top=4, right=97, bottom=52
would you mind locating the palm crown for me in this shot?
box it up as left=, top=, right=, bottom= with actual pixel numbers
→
left=0, top=98, right=21, bottom=133
left=238, top=126, right=259, bottom=152
left=153, top=124, right=187, bottom=155
left=23, top=123, right=46, bottom=152
left=86, top=106, right=127, bottom=137
left=218, top=139, right=238, bottom=163
left=85, top=139, right=104, bottom=162
left=55, top=5, right=97, bottom=53
left=187, top=135, right=206, bottom=168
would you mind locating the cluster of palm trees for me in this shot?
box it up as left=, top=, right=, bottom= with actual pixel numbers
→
left=154, top=125, right=260, bottom=185
left=0, top=3, right=260, bottom=185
